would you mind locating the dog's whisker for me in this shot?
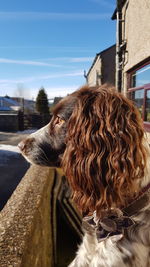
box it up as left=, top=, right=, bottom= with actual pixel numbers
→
left=37, top=146, right=50, bottom=164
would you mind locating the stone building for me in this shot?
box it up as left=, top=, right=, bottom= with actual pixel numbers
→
left=86, top=45, right=116, bottom=87
left=112, top=0, right=150, bottom=134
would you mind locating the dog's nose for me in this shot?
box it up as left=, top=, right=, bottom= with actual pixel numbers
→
left=18, top=137, right=35, bottom=153
left=18, top=140, right=26, bottom=151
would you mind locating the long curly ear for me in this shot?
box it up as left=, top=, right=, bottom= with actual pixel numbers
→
left=62, top=86, right=147, bottom=216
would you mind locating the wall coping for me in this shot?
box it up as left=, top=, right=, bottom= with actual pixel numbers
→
left=0, top=165, right=54, bottom=267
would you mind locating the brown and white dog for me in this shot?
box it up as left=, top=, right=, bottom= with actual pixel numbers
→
left=18, top=85, right=150, bottom=267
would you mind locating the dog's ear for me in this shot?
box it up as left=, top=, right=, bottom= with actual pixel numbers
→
left=62, top=86, right=147, bottom=216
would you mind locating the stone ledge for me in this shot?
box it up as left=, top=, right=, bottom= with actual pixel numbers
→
left=0, top=165, right=55, bottom=267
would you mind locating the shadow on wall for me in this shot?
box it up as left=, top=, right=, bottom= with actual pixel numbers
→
left=0, top=150, right=29, bottom=210
left=56, top=201, right=80, bottom=267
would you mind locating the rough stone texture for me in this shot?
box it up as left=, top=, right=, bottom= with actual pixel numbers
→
left=121, top=0, right=150, bottom=139
left=0, top=165, right=55, bottom=267
left=122, top=0, right=150, bottom=89
left=87, top=45, right=116, bottom=87
left=87, top=56, right=102, bottom=86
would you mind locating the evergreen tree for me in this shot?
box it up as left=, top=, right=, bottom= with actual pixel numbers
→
left=36, top=87, right=50, bottom=126
left=36, top=87, right=49, bottom=115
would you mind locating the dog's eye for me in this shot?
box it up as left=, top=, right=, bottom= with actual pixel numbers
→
left=55, top=116, right=65, bottom=125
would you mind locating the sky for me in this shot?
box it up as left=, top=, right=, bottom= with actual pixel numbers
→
left=0, top=0, right=116, bottom=100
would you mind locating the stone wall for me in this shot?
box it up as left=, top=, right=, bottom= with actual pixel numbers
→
left=121, top=0, right=150, bottom=139
left=122, top=0, right=150, bottom=90
left=87, top=55, right=102, bottom=86
left=0, top=165, right=54, bottom=267
left=87, top=45, right=116, bottom=87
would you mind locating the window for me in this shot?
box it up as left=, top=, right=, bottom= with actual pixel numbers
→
left=129, top=89, right=144, bottom=117
left=128, top=85, right=150, bottom=132
left=131, top=63, right=150, bottom=87
left=128, top=60, right=150, bottom=132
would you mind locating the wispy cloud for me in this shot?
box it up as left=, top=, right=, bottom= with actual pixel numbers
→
left=0, top=70, right=84, bottom=84
left=0, top=45, right=97, bottom=53
left=0, top=12, right=111, bottom=21
left=42, top=57, right=94, bottom=63
left=0, top=58, right=60, bottom=67
left=0, top=57, right=94, bottom=66
left=65, top=57, right=94, bottom=63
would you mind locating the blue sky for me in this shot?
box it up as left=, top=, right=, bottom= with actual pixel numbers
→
left=0, top=0, right=116, bottom=100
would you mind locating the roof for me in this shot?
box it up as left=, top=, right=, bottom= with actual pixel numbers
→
left=0, top=97, right=20, bottom=106
left=111, top=0, right=127, bottom=20
left=0, top=106, right=12, bottom=111
left=86, top=44, right=116, bottom=77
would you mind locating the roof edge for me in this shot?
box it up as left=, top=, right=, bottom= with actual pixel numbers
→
left=111, top=0, right=127, bottom=20
left=86, top=44, right=116, bottom=77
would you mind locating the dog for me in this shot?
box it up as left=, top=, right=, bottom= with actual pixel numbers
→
left=18, top=85, right=150, bottom=267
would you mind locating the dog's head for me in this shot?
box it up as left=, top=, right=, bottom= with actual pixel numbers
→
left=19, top=85, right=147, bottom=215
left=18, top=91, right=77, bottom=166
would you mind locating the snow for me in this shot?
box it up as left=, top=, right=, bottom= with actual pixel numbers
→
left=17, top=129, right=37, bottom=134
left=0, top=144, right=20, bottom=153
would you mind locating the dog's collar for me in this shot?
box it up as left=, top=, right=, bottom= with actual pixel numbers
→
left=82, top=183, right=150, bottom=242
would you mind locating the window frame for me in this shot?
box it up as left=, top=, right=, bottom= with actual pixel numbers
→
left=127, top=59, right=150, bottom=133
left=127, top=59, right=150, bottom=89
left=128, top=84, right=150, bottom=132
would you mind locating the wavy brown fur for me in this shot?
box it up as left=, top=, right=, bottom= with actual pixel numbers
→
left=62, top=85, right=147, bottom=217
